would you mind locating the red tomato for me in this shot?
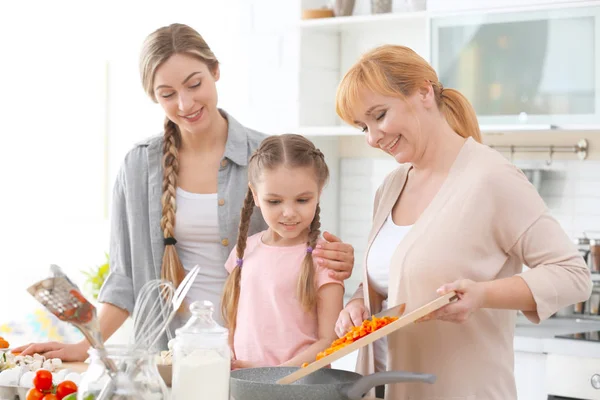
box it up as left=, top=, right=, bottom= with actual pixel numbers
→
left=41, top=395, right=59, bottom=400
left=33, top=369, right=53, bottom=391
left=25, top=388, right=45, bottom=400
left=56, top=380, right=78, bottom=399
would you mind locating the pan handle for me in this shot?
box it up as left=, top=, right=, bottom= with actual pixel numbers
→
left=343, top=371, right=436, bottom=400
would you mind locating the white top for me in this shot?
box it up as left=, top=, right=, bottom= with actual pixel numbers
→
left=175, top=188, right=226, bottom=324
left=366, top=213, right=412, bottom=373
left=367, top=214, right=413, bottom=297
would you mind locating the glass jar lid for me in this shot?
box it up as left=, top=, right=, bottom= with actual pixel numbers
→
left=175, top=300, right=227, bottom=336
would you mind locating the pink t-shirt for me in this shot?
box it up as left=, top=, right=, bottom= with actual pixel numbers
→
left=224, top=231, right=344, bottom=366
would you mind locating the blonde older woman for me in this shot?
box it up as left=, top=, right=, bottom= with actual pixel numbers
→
left=334, top=45, right=592, bottom=400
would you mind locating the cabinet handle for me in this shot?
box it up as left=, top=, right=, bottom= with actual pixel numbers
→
left=591, top=374, right=600, bottom=389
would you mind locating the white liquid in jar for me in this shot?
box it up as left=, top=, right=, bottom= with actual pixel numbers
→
left=172, top=348, right=230, bottom=400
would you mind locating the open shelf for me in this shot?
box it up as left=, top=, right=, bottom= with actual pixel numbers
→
left=298, top=11, right=428, bottom=32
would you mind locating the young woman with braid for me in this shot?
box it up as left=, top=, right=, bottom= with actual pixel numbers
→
left=221, top=134, right=344, bottom=369
left=13, top=24, right=356, bottom=361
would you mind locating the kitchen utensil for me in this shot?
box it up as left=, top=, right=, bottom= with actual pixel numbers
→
left=131, top=265, right=200, bottom=353
left=131, top=279, right=176, bottom=352
left=121, top=266, right=200, bottom=391
left=231, top=367, right=435, bottom=400
left=26, top=269, right=117, bottom=374
left=277, top=291, right=457, bottom=385
left=146, top=264, right=201, bottom=351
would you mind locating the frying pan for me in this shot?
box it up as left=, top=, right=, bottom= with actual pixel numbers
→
left=230, top=367, right=435, bottom=400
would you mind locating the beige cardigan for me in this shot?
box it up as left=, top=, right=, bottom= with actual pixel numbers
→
left=354, top=137, right=592, bottom=400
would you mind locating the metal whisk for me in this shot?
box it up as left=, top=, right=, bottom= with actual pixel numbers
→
left=130, top=279, right=176, bottom=352
left=130, top=265, right=201, bottom=353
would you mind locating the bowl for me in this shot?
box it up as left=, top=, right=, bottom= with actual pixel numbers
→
left=156, top=364, right=172, bottom=387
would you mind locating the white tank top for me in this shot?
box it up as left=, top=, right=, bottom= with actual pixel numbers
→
left=174, top=188, right=226, bottom=325
left=367, top=214, right=413, bottom=298
left=366, top=213, right=413, bottom=373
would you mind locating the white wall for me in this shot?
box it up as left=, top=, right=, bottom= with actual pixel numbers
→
left=0, top=0, right=251, bottom=342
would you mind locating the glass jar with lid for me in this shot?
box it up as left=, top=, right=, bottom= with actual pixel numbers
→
left=77, top=345, right=168, bottom=400
left=172, top=300, right=230, bottom=400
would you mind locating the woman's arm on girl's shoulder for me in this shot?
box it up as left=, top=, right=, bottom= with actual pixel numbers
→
left=280, top=283, right=344, bottom=367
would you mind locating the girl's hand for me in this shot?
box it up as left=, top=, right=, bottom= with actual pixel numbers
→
left=231, top=359, right=262, bottom=370
left=335, top=299, right=369, bottom=338
left=313, top=231, right=355, bottom=280
left=418, top=279, right=487, bottom=324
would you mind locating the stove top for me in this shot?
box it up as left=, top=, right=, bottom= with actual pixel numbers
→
left=555, top=330, right=600, bottom=342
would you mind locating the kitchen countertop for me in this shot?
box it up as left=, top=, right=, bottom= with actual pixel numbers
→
left=514, top=315, right=600, bottom=358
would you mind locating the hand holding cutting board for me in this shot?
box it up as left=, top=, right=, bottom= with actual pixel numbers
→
left=277, top=291, right=458, bottom=385
left=417, top=279, right=486, bottom=324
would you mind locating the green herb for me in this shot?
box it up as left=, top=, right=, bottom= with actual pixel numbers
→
left=81, top=253, right=110, bottom=300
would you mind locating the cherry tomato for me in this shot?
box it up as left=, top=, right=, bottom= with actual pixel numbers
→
left=56, top=380, right=78, bottom=399
left=33, top=369, right=53, bottom=391
left=26, top=388, right=45, bottom=400
left=41, top=395, right=59, bottom=400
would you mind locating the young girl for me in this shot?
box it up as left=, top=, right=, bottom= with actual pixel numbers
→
left=221, top=134, right=344, bottom=368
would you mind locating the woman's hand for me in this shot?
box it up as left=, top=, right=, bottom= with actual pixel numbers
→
left=418, top=279, right=487, bottom=324
left=334, top=299, right=369, bottom=338
left=313, top=231, right=355, bottom=280
left=11, top=340, right=90, bottom=362
left=231, top=359, right=262, bottom=370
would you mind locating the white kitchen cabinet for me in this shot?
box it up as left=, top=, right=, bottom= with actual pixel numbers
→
left=431, top=5, right=600, bottom=128
left=426, top=0, right=592, bottom=12
left=288, top=0, right=600, bottom=136
left=514, top=350, right=548, bottom=400
left=546, top=353, right=600, bottom=399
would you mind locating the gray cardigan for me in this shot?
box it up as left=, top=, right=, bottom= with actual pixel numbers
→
left=97, top=110, right=268, bottom=349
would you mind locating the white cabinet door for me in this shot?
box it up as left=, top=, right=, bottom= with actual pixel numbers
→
left=546, top=354, right=600, bottom=400
left=514, top=351, right=547, bottom=400
left=427, top=0, right=590, bottom=12
left=431, top=5, right=600, bottom=127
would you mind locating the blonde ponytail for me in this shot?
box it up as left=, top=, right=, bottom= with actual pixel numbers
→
left=440, top=88, right=482, bottom=143
left=336, top=45, right=482, bottom=143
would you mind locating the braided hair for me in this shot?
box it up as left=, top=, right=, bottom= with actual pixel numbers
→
left=221, top=134, right=330, bottom=337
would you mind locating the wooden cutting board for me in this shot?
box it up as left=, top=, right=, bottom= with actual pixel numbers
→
left=60, top=362, right=88, bottom=373
left=277, top=291, right=457, bottom=385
